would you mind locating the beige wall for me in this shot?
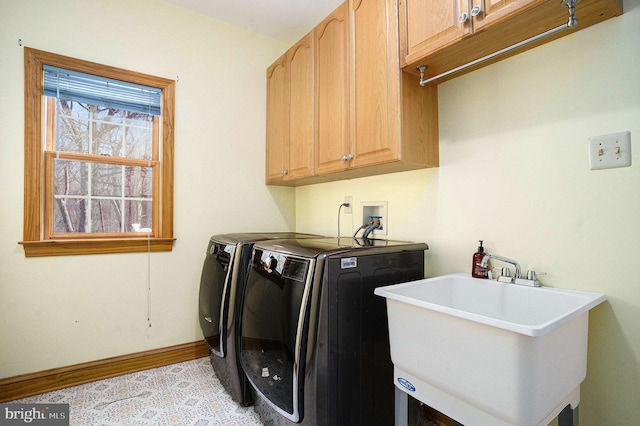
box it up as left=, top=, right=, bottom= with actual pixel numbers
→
left=1, top=0, right=638, bottom=424
left=296, top=2, right=640, bottom=424
left=0, top=0, right=293, bottom=377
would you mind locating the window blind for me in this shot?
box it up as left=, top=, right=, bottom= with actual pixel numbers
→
left=43, top=65, right=162, bottom=116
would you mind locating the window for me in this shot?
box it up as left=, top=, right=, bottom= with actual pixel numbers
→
left=21, top=48, right=175, bottom=257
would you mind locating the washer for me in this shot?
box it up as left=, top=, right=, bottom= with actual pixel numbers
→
left=238, top=237, right=428, bottom=425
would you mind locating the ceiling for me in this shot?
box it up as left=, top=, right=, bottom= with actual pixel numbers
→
left=161, top=0, right=344, bottom=44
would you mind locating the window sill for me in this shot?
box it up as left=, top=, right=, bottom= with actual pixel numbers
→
left=19, top=238, right=176, bottom=257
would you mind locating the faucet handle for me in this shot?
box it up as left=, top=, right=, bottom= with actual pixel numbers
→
left=514, top=270, right=544, bottom=287
left=497, top=267, right=514, bottom=283
left=527, top=270, right=548, bottom=280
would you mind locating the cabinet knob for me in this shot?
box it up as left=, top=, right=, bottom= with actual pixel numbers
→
left=470, top=5, right=482, bottom=17
left=341, top=154, right=354, bottom=161
left=458, top=12, right=469, bottom=23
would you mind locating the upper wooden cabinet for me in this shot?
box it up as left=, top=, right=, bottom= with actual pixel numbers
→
left=400, top=0, right=471, bottom=63
left=346, top=0, right=438, bottom=174
left=266, top=34, right=315, bottom=184
left=349, top=0, right=401, bottom=168
left=314, top=3, right=350, bottom=176
left=287, top=34, right=315, bottom=180
left=399, top=0, right=539, bottom=61
left=316, top=0, right=431, bottom=176
left=399, top=0, right=623, bottom=82
left=476, top=0, right=540, bottom=31
left=267, top=0, right=438, bottom=186
left=265, top=54, right=289, bottom=183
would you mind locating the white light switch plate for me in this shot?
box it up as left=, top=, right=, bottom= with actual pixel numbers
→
left=589, top=131, right=632, bottom=170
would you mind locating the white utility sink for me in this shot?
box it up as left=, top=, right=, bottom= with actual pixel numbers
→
left=374, top=273, right=606, bottom=426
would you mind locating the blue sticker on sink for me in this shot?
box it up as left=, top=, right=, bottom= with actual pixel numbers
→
left=397, top=377, right=416, bottom=392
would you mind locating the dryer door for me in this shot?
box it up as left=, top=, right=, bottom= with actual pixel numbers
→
left=239, top=248, right=314, bottom=423
left=198, top=240, right=235, bottom=356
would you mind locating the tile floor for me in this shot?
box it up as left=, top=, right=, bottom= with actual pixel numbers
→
left=11, top=357, right=263, bottom=426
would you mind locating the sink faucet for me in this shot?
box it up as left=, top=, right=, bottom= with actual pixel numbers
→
left=480, top=254, right=521, bottom=279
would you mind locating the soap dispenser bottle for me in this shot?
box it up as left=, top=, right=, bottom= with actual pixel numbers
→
left=472, top=240, right=489, bottom=278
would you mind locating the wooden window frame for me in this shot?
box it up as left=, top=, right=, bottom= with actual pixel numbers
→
left=20, top=48, right=175, bottom=257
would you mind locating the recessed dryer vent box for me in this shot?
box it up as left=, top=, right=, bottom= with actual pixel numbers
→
left=361, top=201, right=388, bottom=236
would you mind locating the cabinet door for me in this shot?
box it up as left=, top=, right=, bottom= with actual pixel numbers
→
left=315, top=3, right=349, bottom=175
left=349, top=0, right=400, bottom=168
left=287, top=34, right=315, bottom=180
left=400, top=0, right=470, bottom=66
left=472, top=0, right=540, bottom=31
left=265, top=54, right=289, bottom=183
